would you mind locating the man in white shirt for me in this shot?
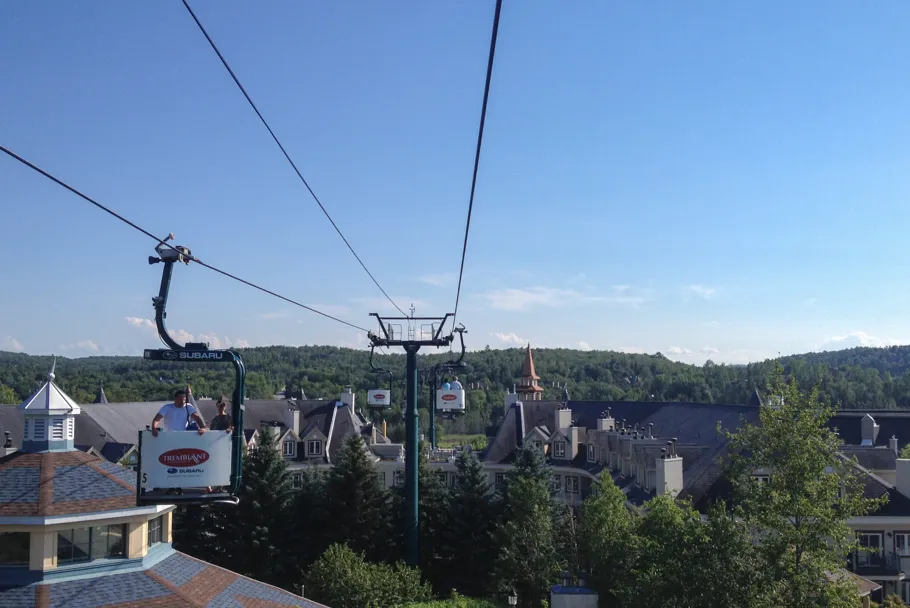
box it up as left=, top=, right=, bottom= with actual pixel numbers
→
left=450, top=376, right=464, bottom=390
left=151, top=389, right=207, bottom=437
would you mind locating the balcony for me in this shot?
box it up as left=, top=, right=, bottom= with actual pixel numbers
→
left=849, top=550, right=905, bottom=579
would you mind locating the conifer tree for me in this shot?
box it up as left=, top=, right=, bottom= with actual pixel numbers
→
left=172, top=502, right=227, bottom=565
left=325, top=435, right=392, bottom=561
left=222, top=426, right=295, bottom=586
left=508, top=445, right=551, bottom=489
left=439, top=448, right=500, bottom=596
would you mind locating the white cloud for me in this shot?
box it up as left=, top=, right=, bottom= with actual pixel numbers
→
left=480, top=285, right=650, bottom=312
left=60, top=340, right=100, bottom=353
left=125, top=317, right=155, bottom=330
left=3, top=336, right=24, bottom=352
left=125, top=317, right=250, bottom=350
left=667, top=346, right=693, bottom=356
left=419, top=273, right=456, bottom=288
left=687, top=285, right=717, bottom=300
left=700, top=346, right=720, bottom=355
left=819, top=331, right=905, bottom=350
left=578, top=341, right=592, bottom=351
left=491, top=332, right=529, bottom=346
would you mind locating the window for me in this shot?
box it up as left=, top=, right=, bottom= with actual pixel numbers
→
left=57, top=525, right=125, bottom=565
left=897, top=533, right=910, bottom=556
left=857, top=532, right=883, bottom=567
left=751, top=475, right=770, bottom=485
left=495, top=473, right=506, bottom=488
left=531, top=440, right=542, bottom=450
left=393, top=469, right=404, bottom=487
left=553, top=442, right=566, bottom=458
left=587, top=444, right=595, bottom=462
left=50, top=418, right=64, bottom=440
left=147, top=516, right=163, bottom=548
left=0, top=532, right=29, bottom=566
left=33, top=419, right=45, bottom=440
left=565, top=476, right=579, bottom=494
left=551, top=474, right=561, bottom=492
left=307, top=440, right=322, bottom=456
left=283, top=441, right=295, bottom=457
left=292, top=473, right=302, bottom=489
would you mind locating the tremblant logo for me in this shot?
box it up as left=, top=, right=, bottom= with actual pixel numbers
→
left=442, top=394, right=457, bottom=401
left=159, top=448, right=210, bottom=468
left=374, top=393, right=386, bottom=400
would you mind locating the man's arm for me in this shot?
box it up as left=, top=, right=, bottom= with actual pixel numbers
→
left=151, top=413, right=164, bottom=437
left=192, top=412, right=207, bottom=434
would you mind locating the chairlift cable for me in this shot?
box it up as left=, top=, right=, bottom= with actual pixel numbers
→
left=452, top=0, right=503, bottom=329
left=0, top=144, right=370, bottom=333
left=180, top=0, right=407, bottom=318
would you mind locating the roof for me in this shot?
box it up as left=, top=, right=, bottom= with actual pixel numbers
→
left=840, top=445, right=897, bottom=471
left=0, top=551, right=326, bottom=607
left=0, top=449, right=137, bottom=517
left=93, top=385, right=109, bottom=404
left=521, top=344, right=540, bottom=380
left=18, top=374, right=80, bottom=415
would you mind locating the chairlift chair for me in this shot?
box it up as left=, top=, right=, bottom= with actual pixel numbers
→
left=136, top=238, right=246, bottom=506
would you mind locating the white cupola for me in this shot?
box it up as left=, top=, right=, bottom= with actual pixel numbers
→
left=18, top=358, right=81, bottom=452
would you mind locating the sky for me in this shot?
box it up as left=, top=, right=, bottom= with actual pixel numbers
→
left=3, top=1, right=910, bottom=366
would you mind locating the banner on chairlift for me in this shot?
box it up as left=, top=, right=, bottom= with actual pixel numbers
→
left=139, top=430, right=232, bottom=489
left=436, top=389, right=465, bottom=411
left=143, top=349, right=230, bottom=362
left=368, top=389, right=391, bottom=406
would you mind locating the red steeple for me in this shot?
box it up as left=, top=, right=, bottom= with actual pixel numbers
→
left=517, top=344, right=543, bottom=400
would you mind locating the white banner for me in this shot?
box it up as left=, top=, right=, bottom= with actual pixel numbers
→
left=139, top=430, right=232, bottom=489
left=368, top=389, right=391, bottom=406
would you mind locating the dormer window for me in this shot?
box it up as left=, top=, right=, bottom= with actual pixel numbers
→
left=587, top=444, right=595, bottom=462
left=553, top=442, right=566, bottom=458
left=307, top=440, right=322, bottom=456
left=531, top=440, right=542, bottom=450
left=282, top=441, right=295, bottom=457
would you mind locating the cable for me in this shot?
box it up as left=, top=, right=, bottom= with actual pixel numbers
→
left=180, top=0, right=407, bottom=318
left=0, top=144, right=370, bottom=333
left=453, top=0, right=503, bottom=328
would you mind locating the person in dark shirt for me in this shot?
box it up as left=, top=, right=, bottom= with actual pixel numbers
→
left=209, top=396, right=233, bottom=432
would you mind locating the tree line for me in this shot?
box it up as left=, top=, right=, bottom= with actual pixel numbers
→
left=172, top=367, right=903, bottom=608
left=5, top=343, right=910, bottom=440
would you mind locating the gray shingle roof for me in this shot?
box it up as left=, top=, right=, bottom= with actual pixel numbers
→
left=0, top=551, right=328, bottom=607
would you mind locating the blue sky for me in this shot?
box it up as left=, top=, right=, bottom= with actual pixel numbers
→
left=3, top=1, right=910, bottom=365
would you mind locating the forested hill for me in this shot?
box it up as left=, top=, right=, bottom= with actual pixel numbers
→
left=3, top=344, right=910, bottom=433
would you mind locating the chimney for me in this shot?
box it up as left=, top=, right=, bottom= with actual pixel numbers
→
left=648, top=423, right=654, bottom=439
left=382, top=419, right=387, bottom=438
left=891, top=436, right=900, bottom=457
left=621, top=418, right=627, bottom=431
left=897, top=459, right=910, bottom=499
left=596, top=411, right=615, bottom=431
left=371, top=425, right=378, bottom=445
left=557, top=407, right=572, bottom=431
left=283, top=406, right=300, bottom=435
left=568, top=426, right=581, bottom=459
left=2, top=432, right=15, bottom=457
left=861, top=414, right=880, bottom=446
left=504, top=391, right=519, bottom=409
left=340, top=385, right=355, bottom=409
left=656, top=447, right=684, bottom=497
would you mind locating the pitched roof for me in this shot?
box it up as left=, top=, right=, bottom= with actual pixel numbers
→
left=0, top=450, right=137, bottom=517
left=0, top=551, right=327, bottom=607
left=94, top=384, right=109, bottom=404
left=521, top=344, right=540, bottom=380
left=840, top=445, right=897, bottom=471
left=19, top=375, right=80, bottom=415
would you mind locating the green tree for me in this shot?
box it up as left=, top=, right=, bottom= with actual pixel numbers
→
left=577, top=480, right=636, bottom=606
left=726, top=363, right=886, bottom=607
left=304, top=543, right=432, bottom=608
left=0, top=384, right=17, bottom=404
left=551, top=502, right=581, bottom=583
left=508, top=445, right=550, bottom=489
left=900, top=444, right=910, bottom=460
left=495, top=476, right=559, bottom=608
left=172, top=502, right=227, bottom=565
left=222, top=426, right=295, bottom=586
left=325, top=435, right=393, bottom=561
left=439, top=449, right=500, bottom=597
left=285, top=467, right=330, bottom=576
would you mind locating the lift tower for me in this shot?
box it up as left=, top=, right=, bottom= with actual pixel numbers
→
left=368, top=309, right=454, bottom=566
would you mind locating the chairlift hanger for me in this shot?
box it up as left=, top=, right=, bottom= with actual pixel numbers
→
left=136, top=236, right=246, bottom=506
left=435, top=326, right=468, bottom=419
left=367, top=344, right=393, bottom=410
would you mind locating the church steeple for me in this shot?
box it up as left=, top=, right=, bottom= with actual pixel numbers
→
left=517, top=344, right=544, bottom=401
left=18, top=358, right=81, bottom=452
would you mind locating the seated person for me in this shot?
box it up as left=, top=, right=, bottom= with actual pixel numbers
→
left=450, top=376, right=464, bottom=390
left=151, top=389, right=207, bottom=437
